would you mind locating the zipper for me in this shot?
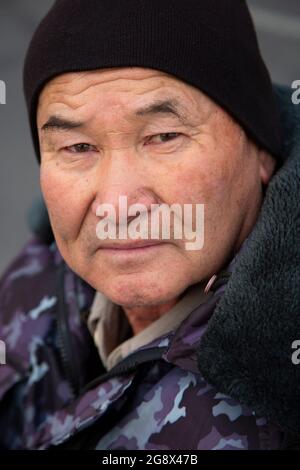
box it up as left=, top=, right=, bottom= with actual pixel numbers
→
left=56, top=262, right=81, bottom=398
left=79, top=345, right=169, bottom=396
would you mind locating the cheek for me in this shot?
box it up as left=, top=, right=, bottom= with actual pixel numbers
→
left=163, top=150, right=243, bottom=260
left=40, top=167, right=90, bottom=241
left=165, top=154, right=231, bottom=207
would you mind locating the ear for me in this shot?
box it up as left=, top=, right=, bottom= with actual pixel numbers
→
left=258, top=150, right=277, bottom=185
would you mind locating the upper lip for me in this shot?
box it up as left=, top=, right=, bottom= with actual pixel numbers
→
left=99, top=240, right=164, bottom=250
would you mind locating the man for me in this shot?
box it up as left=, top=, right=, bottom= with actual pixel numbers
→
left=0, top=0, right=300, bottom=450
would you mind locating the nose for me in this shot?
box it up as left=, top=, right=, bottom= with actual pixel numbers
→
left=91, top=150, right=159, bottom=223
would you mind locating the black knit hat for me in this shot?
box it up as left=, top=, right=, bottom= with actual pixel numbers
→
left=23, top=0, right=282, bottom=162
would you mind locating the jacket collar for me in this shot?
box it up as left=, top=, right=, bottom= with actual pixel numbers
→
left=197, top=85, right=300, bottom=434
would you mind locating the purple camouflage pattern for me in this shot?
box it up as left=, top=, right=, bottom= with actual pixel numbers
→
left=0, top=237, right=283, bottom=449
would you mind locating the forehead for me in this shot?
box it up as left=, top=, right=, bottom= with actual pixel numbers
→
left=37, top=67, right=215, bottom=126
left=39, top=67, right=189, bottom=104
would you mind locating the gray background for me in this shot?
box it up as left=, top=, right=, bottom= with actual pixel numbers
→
left=0, top=0, right=300, bottom=275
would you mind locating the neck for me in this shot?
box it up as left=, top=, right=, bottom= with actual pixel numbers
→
left=123, top=298, right=179, bottom=335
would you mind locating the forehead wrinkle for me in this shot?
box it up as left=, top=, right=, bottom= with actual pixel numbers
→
left=39, top=73, right=211, bottom=132
left=42, top=68, right=169, bottom=101
left=41, top=68, right=198, bottom=118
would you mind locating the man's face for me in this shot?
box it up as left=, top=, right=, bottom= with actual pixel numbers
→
left=37, top=67, right=274, bottom=308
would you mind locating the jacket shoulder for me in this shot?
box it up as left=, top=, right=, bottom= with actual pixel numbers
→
left=0, top=237, right=60, bottom=330
left=0, top=238, right=63, bottom=398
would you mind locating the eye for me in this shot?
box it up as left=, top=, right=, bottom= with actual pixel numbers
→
left=63, top=143, right=98, bottom=154
left=146, top=132, right=182, bottom=145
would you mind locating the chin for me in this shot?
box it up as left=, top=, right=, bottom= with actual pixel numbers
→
left=94, top=271, right=187, bottom=308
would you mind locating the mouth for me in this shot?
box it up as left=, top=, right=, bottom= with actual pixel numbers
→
left=99, top=240, right=163, bottom=250
left=97, top=240, right=165, bottom=261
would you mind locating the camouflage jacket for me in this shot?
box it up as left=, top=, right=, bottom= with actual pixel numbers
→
left=0, top=237, right=282, bottom=450
left=0, top=85, right=300, bottom=450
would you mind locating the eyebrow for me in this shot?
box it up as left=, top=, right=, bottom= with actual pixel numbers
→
left=41, top=116, right=84, bottom=132
left=41, top=98, right=190, bottom=132
left=135, top=99, right=188, bottom=123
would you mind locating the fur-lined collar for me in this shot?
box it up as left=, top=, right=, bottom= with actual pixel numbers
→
left=197, top=85, right=300, bottom=434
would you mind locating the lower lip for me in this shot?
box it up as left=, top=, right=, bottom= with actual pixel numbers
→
left=99, top=243, right=165, bottom=260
